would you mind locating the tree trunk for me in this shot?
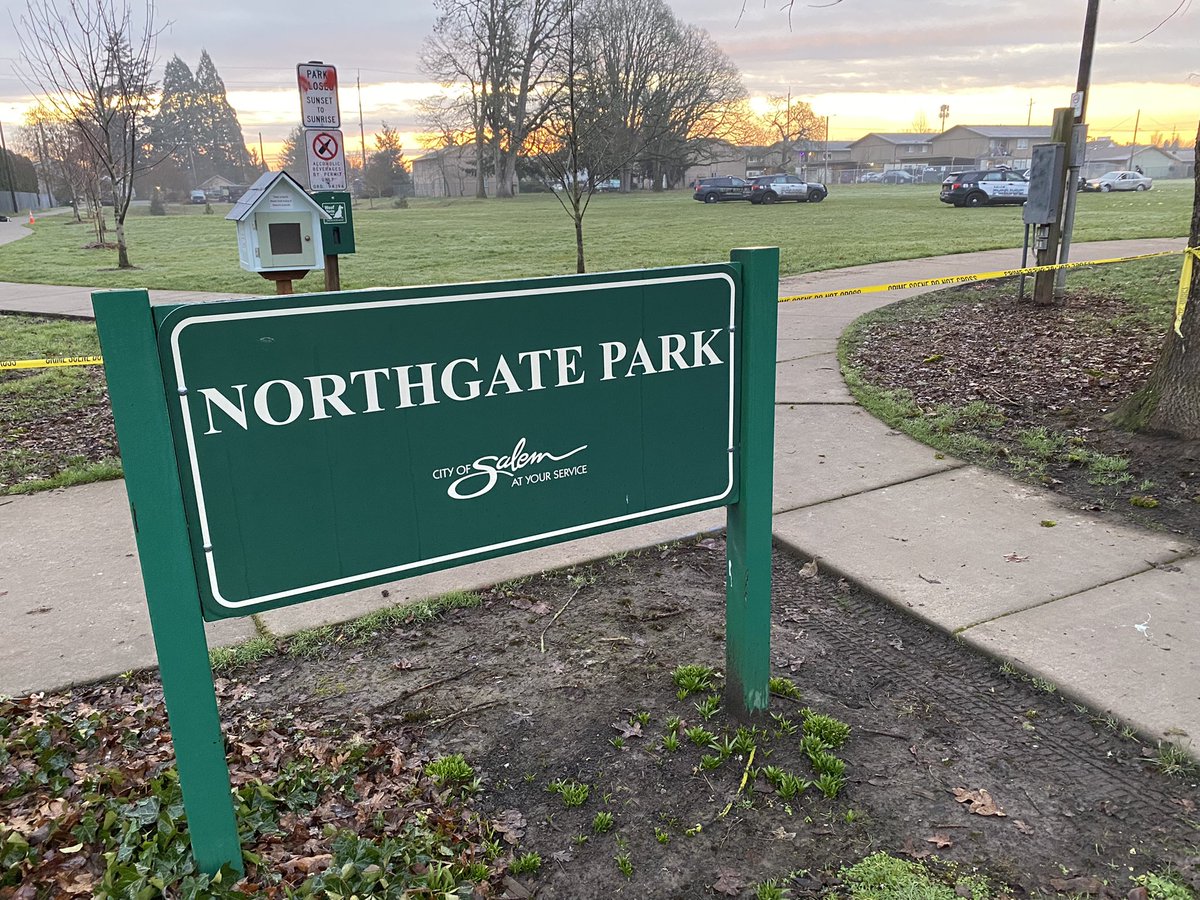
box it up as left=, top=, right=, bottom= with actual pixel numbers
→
left=1110, top=122, right=1200, bottom=438
left=115, top=216, right=131, bottom=268
left=573, top=190, right=585, bottom=274
left=474, top=129, right=487, bottom=199
left=497, top=152, right=515, bottom=199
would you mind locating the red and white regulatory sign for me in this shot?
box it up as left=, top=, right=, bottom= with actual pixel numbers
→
left=297, top=63, right=340, bottom=129
left=306, top=128, right=347, bottom=191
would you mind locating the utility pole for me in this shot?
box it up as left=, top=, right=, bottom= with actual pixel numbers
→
left=358, top=71, right=368, bottom=179
left=785, top=90, right=791, bottom=173
left=1052, top=0, right=1100, bottom=295
left=1027, top=98, right=1033, bottom=126
left=1127, top=109, right=1141, bottom=169
left=258, top=133, right=266, bottom=170
left=823, top=115, right=830, bottom=184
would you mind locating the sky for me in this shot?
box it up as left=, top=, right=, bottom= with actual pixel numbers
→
left=0, top=0, right=1197, bottom=164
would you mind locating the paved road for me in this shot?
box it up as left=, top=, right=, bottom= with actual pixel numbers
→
left=1, top=233, right=1196, bottom=752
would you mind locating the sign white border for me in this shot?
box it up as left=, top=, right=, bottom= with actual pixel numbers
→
left=168, top=272, right=738, bottom=610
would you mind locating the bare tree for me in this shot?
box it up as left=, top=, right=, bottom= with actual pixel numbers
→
left=15, top=0, right=160, bottom=268
left=422, top=0, right=565, bottom=199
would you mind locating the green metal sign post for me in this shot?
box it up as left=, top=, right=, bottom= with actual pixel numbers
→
left=92, top=247, right=778, bottom=875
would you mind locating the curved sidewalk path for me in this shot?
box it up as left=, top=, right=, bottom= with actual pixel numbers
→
left=0, top=234, right=1195, bottom=752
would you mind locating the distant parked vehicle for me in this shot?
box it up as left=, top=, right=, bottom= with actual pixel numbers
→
left=879, top=170, right=915, bottom=184
left=1084, top=170, right=1152, bottom=192
left=692, top=176, right=751, bottom=203
left=858, top=172, right=882, bottom=183
left=939, top=169, right=1029, bottom=207
left=747, top=174, right=827, bottom=203
left=190, top=189, right=207, bottom=204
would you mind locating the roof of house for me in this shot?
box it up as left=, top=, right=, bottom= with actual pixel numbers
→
left=944, top=125, right=1050, bottom=139
left=849, top=132, right=936, bottom=146
left=225, top=171, right=327, bottom=223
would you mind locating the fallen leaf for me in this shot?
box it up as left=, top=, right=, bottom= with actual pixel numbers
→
left=713, top=868, right=746, bottom=896
left=281, top=853, right=333, bottom=875
left=550, top=849, right=573, bottom=864
left=926, top=833, right=953, bottom=848
left=771, top=826, right=796, bottom=840
left=529, top=602, right=552, bottom=615
left=900, top=836, right=931, bottom=860
left=1049, top=876, right=1105, bottom=895
left=503, top=875, right=534, bottom=898
left=613, top=720, right=643, bottom=739
left=952, top=787, right=1007, bottom=817
left=1013, top=819, right=1035, bottom=835
left=798, top=558, right=819, bottom=578
left=1003, top=552, right=1029, bottom=563
left=508, top=597, right=533, bottom=610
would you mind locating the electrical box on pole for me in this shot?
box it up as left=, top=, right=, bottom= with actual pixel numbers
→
left=1032, top=107, right=1075, bottom=305
left=1024, top=143, right=1066, bottom=227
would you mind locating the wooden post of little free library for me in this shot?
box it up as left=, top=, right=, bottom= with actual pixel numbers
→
left=91, top=246, right=779, bottom=874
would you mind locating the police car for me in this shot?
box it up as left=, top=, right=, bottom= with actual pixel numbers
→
left=939, top=168, right=1029, bottom=207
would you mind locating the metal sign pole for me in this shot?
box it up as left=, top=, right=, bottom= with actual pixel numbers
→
left=92, top=290, right=243, bottom=875
left=725, top=247, right=779, bottom=719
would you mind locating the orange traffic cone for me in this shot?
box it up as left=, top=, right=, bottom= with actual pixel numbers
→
left=28, top=210, right=34, bottom=224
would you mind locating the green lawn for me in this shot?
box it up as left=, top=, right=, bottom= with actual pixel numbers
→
left=0, top=180, right=1192, bottom=295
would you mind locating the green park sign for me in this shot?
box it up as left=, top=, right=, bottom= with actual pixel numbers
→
left=159, top=267, right=737, bottom=618
left=92, top=248, right=778, bottom=875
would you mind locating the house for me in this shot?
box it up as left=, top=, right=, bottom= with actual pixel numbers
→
left=198, top=174, right=240, bottom=201
left=410, top=146, right=518, bottom=198
left=848, top=133, right=937, bottom=169
left=929, top=126, right=1050, bottom=170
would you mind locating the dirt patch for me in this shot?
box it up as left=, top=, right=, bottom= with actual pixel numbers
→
left=10, top=539, right=1195, bottom=897
left=846, top=282, right=1200, bottom=543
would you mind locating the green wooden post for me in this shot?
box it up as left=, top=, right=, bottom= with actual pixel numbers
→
left=725, top=247, right=779, bottom=719
left=92, top=290, right=243, bottom=875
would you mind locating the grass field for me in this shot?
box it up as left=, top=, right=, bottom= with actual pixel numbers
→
left=0, top=180, right=1192, bottom=295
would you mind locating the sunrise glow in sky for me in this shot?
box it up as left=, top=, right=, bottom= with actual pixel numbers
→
left=0, top=0, right=1196, bottom=163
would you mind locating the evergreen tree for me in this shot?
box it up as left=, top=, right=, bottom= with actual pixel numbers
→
left=365, top=122, right=412, bottom=197
left=146, top=55, right=199, bottom=191
left=278, top=126, right=307, bottom=186
left=194, top=50, right=251, bottom=182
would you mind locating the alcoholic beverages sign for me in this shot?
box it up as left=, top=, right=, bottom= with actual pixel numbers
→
left=156, top=268, right=738, bottom=619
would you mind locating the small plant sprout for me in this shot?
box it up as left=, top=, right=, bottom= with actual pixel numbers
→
left=769, top=676, right=802, bottom=700
left=699, top=753, right=724, bottom=771
left=548, top=778, right=590, bottom=807
left=814, top=772, right=845, bottom=799
left=714, top=734, right=738, bottom=759
left=665, top=715, right=683, bottom=734
left=694, top=693, right=721, bottom=721
left=661, top=733, right=680, bottom=752
left=654, top=826, right=671, bottom=844
left=799, top=733, right=829, bottom=758
left=425, top=753, right=476, bottom=792
left=573, top=832, right=589, bottom=846
left=776, top=773, right=806, bottom=801
left=762, top=765, right=786, bottom=786
left=756, top=879, right=792, bottom=900
left=808, top=751, right=846, bottom=780
left=771, top=713, right=798, bottom=736
left=1152, top=742, right=1198, bottom=777
left=801, top=710, right=851, bottom=749
left=684, top=725, right=716, bottom=747
left=592, top=811, right=615, bottom=834
left=634, top=710, right=652, bottom=726
left=844, top=809, right=860, bottom=824
left=672, top=663, right=718, bottom=699
left=609, top=736, right=625, bottom=750
left=510, top=852, right=542, bottom=875
left=685, top=823, right=702, bottom=836
left=615, top=852, right=634, bottom=878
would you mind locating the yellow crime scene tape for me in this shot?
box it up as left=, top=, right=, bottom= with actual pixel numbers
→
left=1, top=248, right=1195, bottom=372
left=0, top=354, right=105, bottom=372
left=777, top=249, right=1183, bottom=303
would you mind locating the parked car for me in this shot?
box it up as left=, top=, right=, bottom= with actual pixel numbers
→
left=939, top=169, right=1029, bottom=207
left=879, top=170, right=915, bottom=184
left=747, top=174, right=827, bottom=204
left=1083, top=170, right=1153, bottom=192
left=190, top=189, right=207, bottom=204
left=857, top=172, right=882, bottom=183
left=692, top=176, right=750, bottom=203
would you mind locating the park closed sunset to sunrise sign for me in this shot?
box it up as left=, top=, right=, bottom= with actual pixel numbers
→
left=155, top=267, right=739, bottom=619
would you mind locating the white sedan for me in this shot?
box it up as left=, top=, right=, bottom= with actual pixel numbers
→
left=1085, top=170, right=1153, bottom=192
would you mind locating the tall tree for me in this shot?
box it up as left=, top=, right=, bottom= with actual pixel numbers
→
left=194, top=50, right=251, bottom=182
left=145, top=55, right=199, bottom=189
left=16, top=0, right=158, bottom=268
left=277, top=126, right=306, bottom=186
left=422, top=0, right=565, bottom=198
left=364, top=122, right=412, bottom=197
left=1112, top=122, right=1200, bottom=438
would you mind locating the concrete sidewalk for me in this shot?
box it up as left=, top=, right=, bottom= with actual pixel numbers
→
left=1, top=236, right=1196, bottom=751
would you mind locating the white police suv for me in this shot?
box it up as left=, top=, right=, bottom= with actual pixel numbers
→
left=939, top=169, right=1029, bottom=207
